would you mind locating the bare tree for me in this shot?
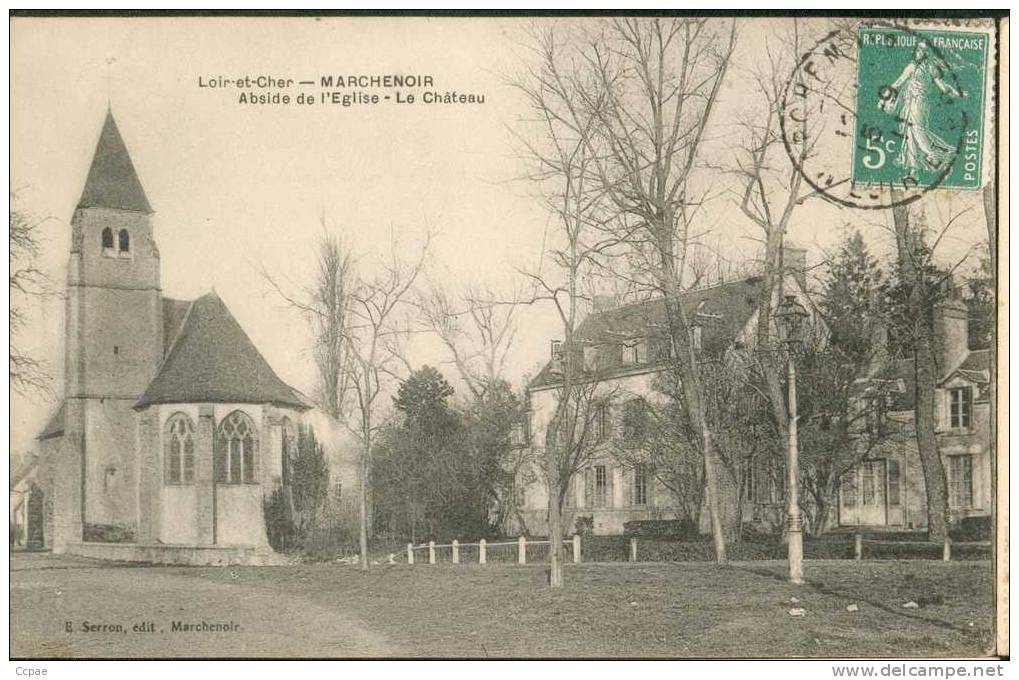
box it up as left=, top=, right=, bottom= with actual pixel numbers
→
left=727, top=20, right=828, bottom=543
left=888, top=205, right=952, bottom=541
left=418, top=283, right=518, bottom=399
left=345, top=230, right=431, bottom=570
left=263, top=224, right=354, bottom=421
left=10, top=193, right=53, bottom=397
left=571, top=17, right=738, bottom=560
left=508, top=22, right=624, bottom=587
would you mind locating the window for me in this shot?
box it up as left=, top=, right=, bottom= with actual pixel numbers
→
left=164, top=413, right=195, bottom=485
left=216, top=410, right=258, bottom=485
left=621, top=399, right=647, bottom=445
left=118, top=229, right=130, bottom=253
left=949, top=387, right=973, bottom=429
left=334, top=481, right=342, bottom=502
left=622, top=342, right=636, bottom=365
left=692, top=326, right=703, bottom=351
left=862, top=461, right=877, bottom=505
left=865, top=396, right=886, bottom=435
left=842, top=468, right=858, bottom=508
left=742, top=460, right=755, bottom=502
left=633, top=464, right=648, bottom=506
left=595, top=403, right=610, bottom=440
left=594, top=465, right=608, bottom=507
left=887, top=459, right=901, bottom=507
left=101, top=227, right=114, bottom=251
left=104, top=465, right=117, bottom=492
left=550, top=338, right=566, bottom=360
left=948, top=455, right=973, bottom=508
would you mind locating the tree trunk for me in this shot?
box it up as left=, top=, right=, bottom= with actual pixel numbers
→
left=663, top=293, right=727, bottom=563
left=359, top=433, right=370, bottom=571
left=547, top=468, right=563, bottom=588
left=892, top=203, right=949, bottom=541
left=982, top=180, right=997, bottom=538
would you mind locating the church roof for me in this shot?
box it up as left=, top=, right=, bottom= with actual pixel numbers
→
left=136, top=292, right=312, bottom=411
left=36, top=401, right=65, bottom=441
left=77, top=110, right=153, bottom=214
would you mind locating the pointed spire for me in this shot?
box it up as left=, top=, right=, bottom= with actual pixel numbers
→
left=77, top=110, right=152, bottom=213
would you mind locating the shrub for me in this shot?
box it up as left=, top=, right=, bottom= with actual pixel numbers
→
left=263, top=486, right=298, bottom=553
left=83, top=523, right=135, bottom=543
left=623, top=519, right=699, bottom=539
left=574, top=516, right=594, bottom=536
left=950, top=516, right=992, bottom=542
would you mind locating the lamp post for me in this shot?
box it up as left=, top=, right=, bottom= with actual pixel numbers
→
left=775, top=294, right=809, bottom=585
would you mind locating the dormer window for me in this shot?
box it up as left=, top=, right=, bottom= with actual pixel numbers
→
left=101, top=227, right=115, bottom=256
left=118, top=229, right=130, bottom=255
left=622, top=341, right=637, bottom=365
left=551, top=340, right=563, bottom=361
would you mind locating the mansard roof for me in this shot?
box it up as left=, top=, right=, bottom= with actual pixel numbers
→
left=529, top=277, right=765, bottom=388
left=77, top=110, right=153, bottom=214
left=136, top=292, right=312, bottom=411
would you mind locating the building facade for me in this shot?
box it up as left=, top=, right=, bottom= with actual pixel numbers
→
left=31, top=111, right=350, bottom=562
left=512, top=263, right=992, bottom=537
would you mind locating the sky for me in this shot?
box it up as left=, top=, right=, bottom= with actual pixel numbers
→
left=9, top=16, right=993, bottom=456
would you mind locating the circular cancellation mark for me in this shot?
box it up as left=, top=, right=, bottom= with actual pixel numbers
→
left=778, top=21, right=978, bottom=210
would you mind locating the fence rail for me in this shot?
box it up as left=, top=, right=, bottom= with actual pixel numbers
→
left=399, top=533, right=989, bottom=567
left=406, top=535, right=581, bottom=565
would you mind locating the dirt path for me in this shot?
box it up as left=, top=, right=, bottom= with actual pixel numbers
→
left=11, top=553, right=392, bottom=658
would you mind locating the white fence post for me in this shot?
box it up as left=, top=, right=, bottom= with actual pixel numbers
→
left=630, top=537, right=638, bottom=562
left=407, top=542, right=414, bottom=565
left=943, top=537, right=951, bottom=562
left=854, top=533, right=862, bottom=561
left=573, top=534, right=581, bottom=564
left=428, top=540, right=436, bottom=565
left=479, top=538, right=487, bottom=564
left=518, top=535, right=526, bottom=565
left=452, top=539, right=460, bottom=564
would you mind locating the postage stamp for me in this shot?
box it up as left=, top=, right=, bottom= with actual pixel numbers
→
left=852, top=26, right=989, bottom=192
left=779, top=21, right=993, bottom=210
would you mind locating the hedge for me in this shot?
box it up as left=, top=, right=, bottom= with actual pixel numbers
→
left=579, top=534, right=990, bottom=562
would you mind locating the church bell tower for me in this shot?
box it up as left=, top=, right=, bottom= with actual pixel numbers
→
left=58, top=110, right=164, bottom=547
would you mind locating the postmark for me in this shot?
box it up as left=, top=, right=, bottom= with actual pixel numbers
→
left=779, top=22, right=989, bottom=210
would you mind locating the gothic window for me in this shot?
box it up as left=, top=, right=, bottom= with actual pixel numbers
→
left=101, top=227, right=114, bottom=251
left=118, top=229, right=130, bottom=253
left=216, top=410, right=259, bottom=485
left=164, top=413, right=195, bottom=485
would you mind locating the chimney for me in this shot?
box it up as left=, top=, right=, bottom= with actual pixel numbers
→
left=934, top=292, right=969, bottom=374
left=783, top=244, right=808, bottom=291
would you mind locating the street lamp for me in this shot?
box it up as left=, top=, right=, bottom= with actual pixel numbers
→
left=774, top=293, right=809, bottom=585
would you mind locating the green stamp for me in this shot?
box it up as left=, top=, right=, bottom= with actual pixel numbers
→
left=853, top=26, right=988, bottom=192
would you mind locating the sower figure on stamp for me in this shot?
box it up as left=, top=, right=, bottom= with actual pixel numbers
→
left=880, top=40, right=965, bottom=175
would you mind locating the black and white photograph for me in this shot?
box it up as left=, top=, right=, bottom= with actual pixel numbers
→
left=8, top=11, right=1007, bottom=664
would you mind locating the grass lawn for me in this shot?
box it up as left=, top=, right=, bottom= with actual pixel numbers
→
left=173, top=559, right=994, bottom=658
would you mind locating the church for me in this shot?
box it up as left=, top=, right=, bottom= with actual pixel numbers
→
left=32, top=111, right=331, bottom=565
